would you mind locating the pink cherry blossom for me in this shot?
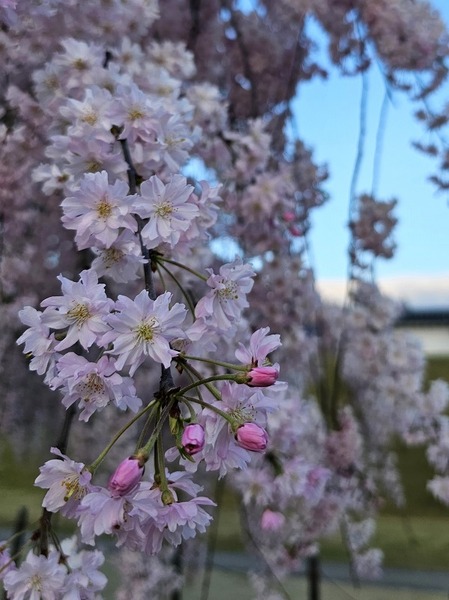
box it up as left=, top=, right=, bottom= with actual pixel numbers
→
left=61, top=170, right=137, bottom=250
left=40, top=270, right=113, bottom=352
left=17, top=305, right=58, bottom=375
left=133, top=174, right=197, bottom=249
left=235, top=327, right=281, bottom=366
left=34, top=448, right=92, bottom=518
left=3, top=550, right=66, bottom=600
left=52, top=353, right=141, bottom=421
left=90, top=230, right=146, bottom=283
left=102, top=290, right=187, bottom=374
left=195, top=257, right=255, bottom=331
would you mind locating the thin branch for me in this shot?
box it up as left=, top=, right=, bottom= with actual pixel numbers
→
left=200, top=477, right=225, bottom=600
left=371, top=89, right=390, bottom=196
left=187, top=0, right=202, bottom=52
left=119, top=137, right=156, bottom=300
left=223, top=0, right=259, bottom=118
left=348, top=69, right=369, bottom=223
left=239, top=504, right=292, bottom=600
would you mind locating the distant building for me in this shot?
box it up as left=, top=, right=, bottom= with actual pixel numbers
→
left=396, top=309, right=449, bottom=357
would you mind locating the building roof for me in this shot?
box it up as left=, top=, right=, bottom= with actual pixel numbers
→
left=397, top=308, right=449, bottom=327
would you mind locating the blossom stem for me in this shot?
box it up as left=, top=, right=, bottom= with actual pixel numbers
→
left=180, top=397, right=197, bottom=422
left=119, top=137, right=157, bottom=300
left=0, top=521, right=38, bottom=553
left=154, top=432, right=173, bottom=504
left=156, top=260, right=196, bottom=314
left=141, top=397, right=177, bottom=456
left=176, top=374, right=238, bottom=397
left=0, top=542, right=32, bottom=576
left=154, top=261, right=168, bottom=292
left=180, top=354, right=247, bottom=372
left=183, top=395, right=236, bottom=427
left=89, top=399, right=157, bottom=472
left=179, top=362, right=222, bottom=401
left=135, top=402, right=159, bottom=450
left=157, top=255, right=208, bottom=282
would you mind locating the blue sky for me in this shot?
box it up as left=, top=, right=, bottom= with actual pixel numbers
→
left=294, top=0, right=449, bottom=305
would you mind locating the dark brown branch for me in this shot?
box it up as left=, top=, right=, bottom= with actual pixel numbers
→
left=119, top=137, right=156, bottom=300
left=187, top=0, right=202, bottom=51
left=222, top=0, right=259, bottom=119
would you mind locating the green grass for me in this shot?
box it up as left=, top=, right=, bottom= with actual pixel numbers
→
left=425, top=357, right=449, bottom=383
left=320, top=515, right=449, bottom=571
left=182, top=569, right=449, bottom=600
left=213, top=489, right=449, bottom=571
left=0, top=442, right=45, bottom=527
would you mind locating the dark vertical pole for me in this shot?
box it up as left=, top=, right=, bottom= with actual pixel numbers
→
left=308, top=554, right=320, bottom=600
left=170, top=544, right=183, bottom=600
left=2, top=507, right=28, bottom=599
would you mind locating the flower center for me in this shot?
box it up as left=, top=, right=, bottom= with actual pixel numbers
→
left=218, top=281, right=238, bottom=301
left=44, top=76, right=59, bottom=90
left=228, top=405, right=256, bottom=423
left=67, top=303, right=91, bottom=326
left=73, top=58, right=88, bottom=71
left=102, top=247, right=124, bottom=266
left=86, top=160, right=102, bottom=172
left=165, top=135, right=185, bottom=148
left=62, top=474, right=85, bottom=502
left=79, top=373, right=105, bottom=398
left=96, top=196, right=113, bottom=219
left=128, top=107, right=145, bottom=120
left=135, top=318, right=157, bottom=343
left=155, top=200, right=174, bottom=219
left=82, top=110, right=98, bottom=126
left=30, top=574, right=43, bottom=592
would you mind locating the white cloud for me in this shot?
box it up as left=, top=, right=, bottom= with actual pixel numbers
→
left=317, top=273, right=449, bottom=308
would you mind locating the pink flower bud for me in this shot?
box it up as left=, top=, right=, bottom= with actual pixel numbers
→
left=289, top=225, right=302, bottom=237
left=247, top=366, right=278, bottom=387
left=261, top=509, right=285, bottom=531
left=235, top=423, right=268, bottom=452
left=108, top=456, right=144, bottom=497
left=181, top=423, right=205, bottom=456
left=283, top=211, right=296, bottom=223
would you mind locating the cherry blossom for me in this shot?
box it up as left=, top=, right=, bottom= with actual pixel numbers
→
left=132, top=174, right=197, bottom=249
left=16, top=306, right=57, bottom=375
left=34, top=448, right=92, bottom=517
left=90, top=229, right=146, bottom=283
left=3, top=550, right=66, bottom=600
left=40, top=270, right=113, bottom=352
left=195, top=257, right=256, bottom=331
left=4, top=1, right=449, bottom=596
left=51, top=353, right=141, bottom=421
left=61, top=170, right=137, bottom=249
left=102, top=290, right=187, bottom=374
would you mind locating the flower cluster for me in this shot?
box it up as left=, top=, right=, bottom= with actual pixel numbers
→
left=2, top=0, right=449, bottom=598
left=1, top=537, right=107, bottom=600
left=7, top=8, right=288, bottom=596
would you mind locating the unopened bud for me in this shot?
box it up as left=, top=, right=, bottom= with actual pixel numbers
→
left=161, top=489, right=175, bottom=505
left=261, top=509, right=285, bottom=531
left=247, top=366, right=278, bottom=387
left=235, top=423, right=269, bottom=452
left=181, top=423, right=205, bottom=456
left=108, top=456, right=144, bottom=497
